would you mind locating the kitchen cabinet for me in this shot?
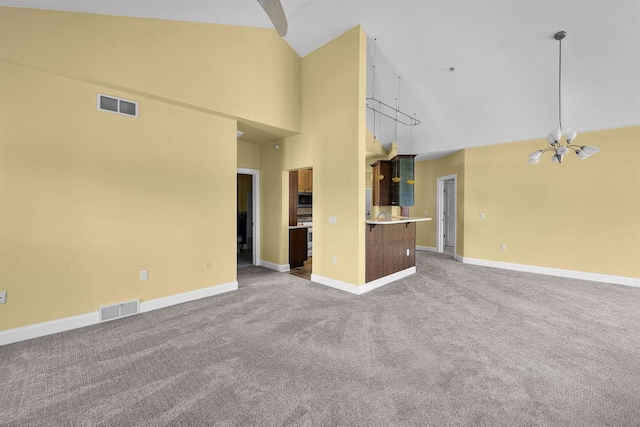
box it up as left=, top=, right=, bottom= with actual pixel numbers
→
left=289, top=227, right=308, bottom=268
left=370, top=160, right=390, bottom=206
left=289, top=171, right=298, bottom=226
left=297, top=169, right=313, bottom=193
left=390, top=155, right=416, bottom=206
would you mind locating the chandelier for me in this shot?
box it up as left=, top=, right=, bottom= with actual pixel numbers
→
left=528, top=31, right=600, bottom=164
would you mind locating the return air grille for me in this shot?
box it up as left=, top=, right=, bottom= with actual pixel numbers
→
left=99, top=299, right=140, bottom=322
left=97, top=93, right=139, bottom=118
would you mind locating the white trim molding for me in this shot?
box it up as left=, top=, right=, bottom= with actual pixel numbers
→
left=312, top=267, right=416, bottom=295
left=416, top=246, right=438, bottom=253
left=462, top=257, right=640, bottom=288
left=259, top=260, right=290, bottom=272
left=140, top=281, right=237, bottom=313
left=0, top=281, right=238, bottom=347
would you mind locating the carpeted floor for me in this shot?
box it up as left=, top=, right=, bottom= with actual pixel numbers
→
left=2, top=252, right=639, bottom=426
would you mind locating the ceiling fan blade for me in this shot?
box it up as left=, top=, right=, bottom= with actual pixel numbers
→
left=257, top=0, right=288, bottom=37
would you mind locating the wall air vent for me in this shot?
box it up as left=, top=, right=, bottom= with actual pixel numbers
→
left=97, top=93, right=139, bottom=118
left=99, top=299, right=140, bottom=322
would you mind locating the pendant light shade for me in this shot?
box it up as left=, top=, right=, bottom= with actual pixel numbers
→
left=575, top=149, right=590, bottom=159
left=581, top=146, right=601, bottom=155
left=527, top=31, right=600, bottom=164
left=528, top=150, right=543, bottom=160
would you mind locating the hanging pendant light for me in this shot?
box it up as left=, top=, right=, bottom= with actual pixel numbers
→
left=528, top=31, right=600, bottom=164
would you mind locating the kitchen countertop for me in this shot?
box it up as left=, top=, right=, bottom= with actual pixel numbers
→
left=365, top=216, right=432, bottom=225
left=289, top=223, right=313, bottom=229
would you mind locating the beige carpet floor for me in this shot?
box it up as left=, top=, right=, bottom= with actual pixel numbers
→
left=2, top=252, right=639, bottom=426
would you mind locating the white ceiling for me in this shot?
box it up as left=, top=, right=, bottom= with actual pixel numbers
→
left=2, top=0, right=639, bottom=159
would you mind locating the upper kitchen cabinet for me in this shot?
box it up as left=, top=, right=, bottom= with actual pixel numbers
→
left=371, top=160, right=390, bottom=206
left=297, top=168, right=313, bottom=193
left=390, top=155, right=416, bottom=206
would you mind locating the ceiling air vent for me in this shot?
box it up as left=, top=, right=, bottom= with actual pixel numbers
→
left=97, top=93, right=139, bottom=118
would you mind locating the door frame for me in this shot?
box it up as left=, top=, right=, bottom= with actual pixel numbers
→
left=436, top=174, right=457, bottom=255
left=237, top=168, right=260, bottom=266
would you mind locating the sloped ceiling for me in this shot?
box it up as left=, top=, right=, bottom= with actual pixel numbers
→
left=2, top=0, right=638, bottom=159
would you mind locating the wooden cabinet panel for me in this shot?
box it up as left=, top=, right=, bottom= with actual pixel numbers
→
left=289, top=228, right=308, bottom=268
left=371, top=160, right=390, bottom=206
left=289, top=171, right=298, bottom=226
left=365, top=224, right=385, bottom=282
left=297, top=169, right=313, bottom=192
left=365, top=222, right=416, bottom=282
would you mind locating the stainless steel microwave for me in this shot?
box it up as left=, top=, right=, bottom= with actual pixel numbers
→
left=298, top=192, right=312, bottom=207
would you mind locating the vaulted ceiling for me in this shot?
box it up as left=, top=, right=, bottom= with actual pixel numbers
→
left=2, top=1, right=638, bottom=159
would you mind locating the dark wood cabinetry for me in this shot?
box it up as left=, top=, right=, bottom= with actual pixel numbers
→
left=289, top=228, right=308, bottom=268
left=365, top=222, right=416, bottom=282
left=372, top=155, right=415, bottom=207
left=289, top=171, right=298, bottom=226
left=371, top=160, right=390, bottom=206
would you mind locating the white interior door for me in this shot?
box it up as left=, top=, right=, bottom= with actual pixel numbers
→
left=444, top=179, right=456, bottom=247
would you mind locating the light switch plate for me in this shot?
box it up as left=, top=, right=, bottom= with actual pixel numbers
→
left=140, top=270, right=149, bottom=281
left=0, top=291, right=6, bottom=304
left=329, top=216, right=337, bottom=224
left=480, top=213, right=486, bottom=219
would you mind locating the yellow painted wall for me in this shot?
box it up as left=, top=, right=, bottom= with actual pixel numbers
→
left=414, top=151, right=466, bottom=255
left=0, top=62, right=237, bottom=330
left=464, top=126, right=640, bottom=278
left=259, top=26, right=367, bottom=285
left=0, top=6, right=301, bottom=134
left=237, top=141, right=261, bottom=170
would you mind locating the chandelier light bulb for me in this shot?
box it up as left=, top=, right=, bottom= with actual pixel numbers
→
left=581, top=146, right=601, bottom=155
left=557, top=145, right=569, bottom=156
left=528, top=157, right=541, bottom=164
left=575, top=149, right=590, bottom=159
left=528, top=150, right=543, bottom=160
left=565, top=128, right=577, bottom=143
left=550, top=128, right=562, bottom=142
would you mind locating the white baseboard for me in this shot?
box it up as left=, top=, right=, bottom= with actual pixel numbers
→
left=461, top=257, right=640, bottom=288
left=416, top=246, right=437, bottom=253
left=0, top=281, right=238, bottom=347
left=361, top=267, right=417, bottom=294
left=311, top=274, right=361, bottom=294
left=311, top=267, right=416, bottom=295
left=454, top=253, right=463, bottom=262
left=259, top=260, right=290, bottom=272
left=140, top=281, right=237, bottom=313
left=0, top=311, right=100, bottom=347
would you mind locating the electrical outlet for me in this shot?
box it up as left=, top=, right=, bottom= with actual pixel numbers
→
left=140, top=270, right=149, bottom=281
left=0, top=291, right=6, bottom=304
left=500, top=244, right=507, bottom=251
left=329, top=216, right=337, bottom=224
left=204, top=261, right=211, bottom=270
left=332, top=256, right=337, bottom=264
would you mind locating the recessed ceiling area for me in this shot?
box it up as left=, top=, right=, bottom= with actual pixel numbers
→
left=3, top=0, right=638, bottom=159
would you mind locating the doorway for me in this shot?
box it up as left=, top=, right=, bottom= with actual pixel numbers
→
left=237, top=168, right=260, bottom=268
left=436, top=174, right=457, bottom=256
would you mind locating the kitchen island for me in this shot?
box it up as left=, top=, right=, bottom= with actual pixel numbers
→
left=365, top=217, right=431, bottom=283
